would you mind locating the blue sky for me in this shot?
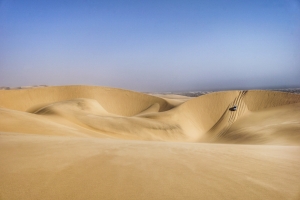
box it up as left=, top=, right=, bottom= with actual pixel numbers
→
left=0, top=0, right=299, bottom=92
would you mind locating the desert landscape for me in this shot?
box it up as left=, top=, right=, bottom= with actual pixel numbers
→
left=1, top=85, right=300, bottom=199
left=2, top=0, right=300, bottom=199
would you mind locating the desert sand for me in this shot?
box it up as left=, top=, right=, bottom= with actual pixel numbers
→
left=1, top=85, right=300, bottom=199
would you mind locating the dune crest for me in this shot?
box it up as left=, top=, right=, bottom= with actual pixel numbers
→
left=0, top=85, right=173, bottom=116
left=1, top=85, right=300, bottom=200
left=34, top=98, right=110, bottom=116
left=0, top=85, right=300, bottom=144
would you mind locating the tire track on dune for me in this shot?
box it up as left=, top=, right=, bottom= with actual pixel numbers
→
left=217, top=90, right=248, bottom=138
left=206, top=91, right=248, bottom=140
left=228, top=90, right=247, bottom=124
left=228, top=92, right=242, bottom=123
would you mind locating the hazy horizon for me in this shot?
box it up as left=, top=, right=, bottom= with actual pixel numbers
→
left=1, top=0, right=300, bottom=92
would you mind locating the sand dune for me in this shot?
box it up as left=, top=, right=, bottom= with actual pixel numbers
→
left=1, top=85, right=300, bottom=199
left=0, top=85, right=172, bottom=116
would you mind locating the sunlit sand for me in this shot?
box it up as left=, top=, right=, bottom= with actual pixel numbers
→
left=1, top=85, right=300, bottom=199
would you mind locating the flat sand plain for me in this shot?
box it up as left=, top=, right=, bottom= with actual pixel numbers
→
left=1, top=85, right=300, bottom=199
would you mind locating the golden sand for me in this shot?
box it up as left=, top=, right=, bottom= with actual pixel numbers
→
left=1, top=85, right=300, bottom=199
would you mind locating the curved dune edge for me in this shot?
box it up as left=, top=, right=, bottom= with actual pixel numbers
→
left=0, top=85, right=173, bottom=116
left=0, top=85, right=300, bottom=144
left=1, top=85, right=300, bottom=200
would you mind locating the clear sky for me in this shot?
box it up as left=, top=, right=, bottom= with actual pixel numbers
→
left=1, top=0, right=299, bottom=92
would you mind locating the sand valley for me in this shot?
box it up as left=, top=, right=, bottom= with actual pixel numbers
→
left=1, top=85, right=300, bottom=199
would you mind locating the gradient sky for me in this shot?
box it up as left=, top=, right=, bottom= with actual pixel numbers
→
left=1, top=0, right=299, bottom=92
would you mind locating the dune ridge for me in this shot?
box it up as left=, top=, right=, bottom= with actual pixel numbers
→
left=1, top=85, right=300, bottom=144
left=0, top=85, right=172, bottom=116
left=1, top=85, right=300, bottom=200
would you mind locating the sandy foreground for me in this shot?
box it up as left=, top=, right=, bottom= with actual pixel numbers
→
left=0, top=85, right=300, bottom=199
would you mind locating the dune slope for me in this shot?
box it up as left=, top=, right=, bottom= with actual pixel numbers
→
left=1, top=85, right=300, bottom=199
left=1, top=86, right=300, bottom=143
left=1, top=134, right=300, bottom=200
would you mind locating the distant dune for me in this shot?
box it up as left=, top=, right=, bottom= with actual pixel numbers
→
left=1, top=85, right=300, bottom=199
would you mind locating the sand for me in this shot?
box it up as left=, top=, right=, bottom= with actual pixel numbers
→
left=0, top=85, right=300, bottom=199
